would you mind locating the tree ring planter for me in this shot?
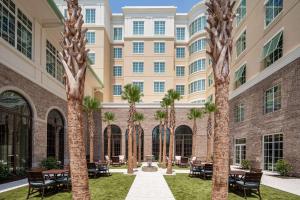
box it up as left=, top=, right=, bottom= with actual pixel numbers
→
left=142, top=166, right=158, bottom=172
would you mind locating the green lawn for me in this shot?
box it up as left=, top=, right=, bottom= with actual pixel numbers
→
left=0, top=173, right=135, bottom=200
left=165, top=174, right=300, bottom=200
left=157, top=163, right=189, bottom=170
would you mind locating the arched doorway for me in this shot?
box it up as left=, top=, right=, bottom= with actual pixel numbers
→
left=175, top=125, right=193, bottom=158
left=125, top=126, right=144, bottom=161
left=47, top=109, right=65, bottom=165
left=0, top=91, right=32, bottom=173
left=152, top=125, right=170, bottom=161
left=104, top=125, right=121, bottom=157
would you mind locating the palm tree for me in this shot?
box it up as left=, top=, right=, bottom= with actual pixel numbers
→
left=103, top=112, right=115, bottom=159
left=187, top=108, right=203, bottom=157
left=161, top=97, right=171, bottom=167
left=204, top=102, right=217, bottom=162
left=206, top=0, right=236, bottom=199
left=83, top=96, right=101, bottom=162
left=121, top=84, right=143, bottom=174
left=166, top=89, right=181, bottom=174
left=58, top=0, right=90, bottom=198
left=134, top=112, right=145, bottom=164
left=154, top=110, right=166, bottom=163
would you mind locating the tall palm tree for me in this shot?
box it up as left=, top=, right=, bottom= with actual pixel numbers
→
left=161, top=97, right=171, bottom=167
left=58, top=0, right=90, bottom=198
left=187, top=108, right=203, bottom=157
left=134, top=112, right=145, bottom=164
left=154, top=110, right=166, bottom=163
left=204, top=102, right=217, bottom=161
left=103, top=112, right=115, bottom=159
left=83, top=96, right=101, bottom=162
left=121, top=84, right=143, bottom=174
left=166, top=89, right=181, bottom=174
left=206, top=0, right=236, bottom=199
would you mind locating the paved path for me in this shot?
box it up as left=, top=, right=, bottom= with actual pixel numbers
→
left=0, top=179, right=27, bottom=193
left=125, top=163, right=175, bottom=200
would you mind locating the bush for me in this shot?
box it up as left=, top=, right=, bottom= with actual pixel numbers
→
left=275, top=159, right=292, bottom=176
left=241, top=160, right=251, bottom=169
left=40, top=157, right=60, bottom=170
left=0, top=161, right=10, bottom=179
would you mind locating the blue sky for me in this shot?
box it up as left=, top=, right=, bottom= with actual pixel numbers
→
left=109, top=0, right=202, bottom=13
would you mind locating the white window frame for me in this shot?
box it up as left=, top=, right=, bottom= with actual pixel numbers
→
left=153, top=81, right=165, bottom=93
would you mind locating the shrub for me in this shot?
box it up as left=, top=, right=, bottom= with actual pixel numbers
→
left=275, top=159, right=292, bottom=176
left=40, top=157, right=60, bottom=170
left=0, top=161, right=10, bottom=179
left=241, top=160, right=251, bottom=169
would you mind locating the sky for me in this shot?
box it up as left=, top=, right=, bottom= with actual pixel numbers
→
left=109, top=0, right=202, bottom=13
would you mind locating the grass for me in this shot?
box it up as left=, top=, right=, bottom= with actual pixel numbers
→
left=109, top=164, right=141, bottom=169
left=164, top=174, right=300, bottom=200
left=0, top=173, right=135, bottom=200
left=157, top=163, right=189, bottom=170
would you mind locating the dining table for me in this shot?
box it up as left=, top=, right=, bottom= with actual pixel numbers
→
left=43, top=169, right=69, bottom=179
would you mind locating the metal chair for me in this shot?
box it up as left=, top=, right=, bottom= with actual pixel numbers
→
left=200, top=163, right=213, bottom=179
left=236, top=172, right=263, bottom=199
left=27, top=171, right=56, bottom=199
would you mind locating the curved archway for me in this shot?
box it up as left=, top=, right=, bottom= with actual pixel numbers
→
left=0, top=90, right=32, bottom=173
left=47, top=109, right=65, bottom=165
left=152, top=125, right=170, bottom=161
left=104, top=125, right=122, bottom=157
left=175, top=125, right=193, bottom=158
left=125, top=126, right=144, bottom=161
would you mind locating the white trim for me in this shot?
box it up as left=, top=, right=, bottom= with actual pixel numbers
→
left=234, top=61, right=247, bottom=73
left=102, top=102, right=204, bottom=109
left=263, top=27, right=284, bottom=47
left=234, top=27, right=247, bottom=42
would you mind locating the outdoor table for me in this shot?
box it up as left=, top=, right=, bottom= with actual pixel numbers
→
left=229, top=170, right=246, bottom=180
left=43, top=169, right=69, bottom=180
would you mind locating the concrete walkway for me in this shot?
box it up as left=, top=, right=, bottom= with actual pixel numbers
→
left=0, top=178, right=27, bottom=193
left=125, top=163, right=175, bottom=200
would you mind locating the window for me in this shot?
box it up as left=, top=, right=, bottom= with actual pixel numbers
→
left=154, top=21, right=165, bottom=35
left=208, top=73, right=213, bottom=87
left=236, top=30, right=246, bottom=57
left=86, top=32, right=95, bottom=44
left=176, top=47, right=185, bottom=58
left=265, top=0, right=283, bottom=26
left=236, top=0, right=246, bottom=26
left=133, top=21, right=144, bottom=35
left=235, top=65, right=246, bottom=88
left=154, top=42, right=165, bottom=53
left=0, top=0, right=16, bottom=47
left=176, top=27, right=185, bottom=40
left=263, top=31, right=283, bottom=68
left=154, top=62, right=165, bottom=73
left=263, top=134, right=283, bottom=171
left=188, top=80, right=206, bottom=94
left=189, top=39, right=206, bottom=55
left=265, top=85, right=281, bottom=114
left=133, top=62, right=144, bottom=73
left=113, top=48, right=122, bottom=58
left=133, top=81, right=144, bottom=92
left=88, top=52, right=95, bottom=65
left=189, top=16, right=206, bottom=37
left=191, top=99, right=206, bottom=104
left=189, top=59, right=206, bottom=74
left=85, top=9, right=95, bottom=23
left=176, top=66, right=185, bottom=77
left=46, top=40, right=65, bottom=84
left=113, top=66, right=122, bottom=77
left=234, top=103, right=245, bottom=122
left=176, top=85, right=185, bottom=95
left=235, top=138, right=246, bottom=165
left=114, top=27, right=122, bottom=40
left=17, top=9, right=32, bottom=59
left=154, top=82, right=165, bottom=93
left=133, top=42, right=144, bottom=54
left=113, top=85, right=122, bottom=96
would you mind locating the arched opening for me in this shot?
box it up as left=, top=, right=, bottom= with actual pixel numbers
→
left=47, top=109, right=65, bottom=165
left=104, top=125, right=122, bottom=157
left=125, top=126, right=144, bottom=161
left=152, top=125, right=170, bottom=161
left=0, top=91, right=32, bottom=173
left=175, top=125, right=193, bottom=158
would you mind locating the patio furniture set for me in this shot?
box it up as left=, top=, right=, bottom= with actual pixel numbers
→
left=87, top=161, right=111, bottom=178
left=189, top=158, right=213, bottom=179
left=105, top=155, right=126, bottom=167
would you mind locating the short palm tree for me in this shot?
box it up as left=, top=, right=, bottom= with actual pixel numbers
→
left=154, top=110, right=166, bottom=163
left=204, top=102, right=217, bottom=161
left=166, top=89, right=181, bottom=174
left=134, top=112, right=145, bottom=164
left=161, top=97, right=171, bottom=167
left=187, top=108, right=204, bottom=157
left=121, top=84, right=143, bottom=174
left=103, top=112, right=115, bottom=159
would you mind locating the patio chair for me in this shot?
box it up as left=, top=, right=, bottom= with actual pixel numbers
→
left=98, top=161, right=111, bottom=176
left=189, top=160, right=202, bottom=177
left=111, top=156, right=121, bottom=166
left=119, top=155, right=126, bottom=165
left=27, top=171, right=56, bottom=199
left=179, top=157, right=189, bottom=168
left=200, top=163, right=213, bottom=179
left=175, top=156, right=181, bottom=165
left=87, top=163, right=100, bottom=178
left=236, top=172, right=263, bottom=199
left=56, top=165, right=71, bottom=190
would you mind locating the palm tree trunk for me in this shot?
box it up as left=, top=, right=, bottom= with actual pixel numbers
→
left=162, top=108, right=168, bottom=167
left=133, top=125, right=137, bottom=168
left=207, top=114, right=212, bottom=162
left=107, top=124, right=111, bottom=158
left=68, top=99, right=90, bottom=199
left=138, top=124, right=142, bottom=163
left=88, top=112, right=95, bottom=162
left=212, top=82, right=230, bottom=200
left=158, top=122, right=162, bottom=163
left=127, top=104, right=134, bottom=174
left=167, top=105, right=175, bottom=174
left=192, top=119, right=197, bottom=157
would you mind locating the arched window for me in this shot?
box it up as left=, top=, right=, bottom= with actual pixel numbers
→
left=47, top=109, right=65, bottom=164
left=125, top=126, right=144, bottom=161
left=175, top=125, right=193, bottom=158
left=0, top=91, right=32, bottom=173
left=104, top=125, right=122, bottom=157
left=152, top=125, right=170, bottom=161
